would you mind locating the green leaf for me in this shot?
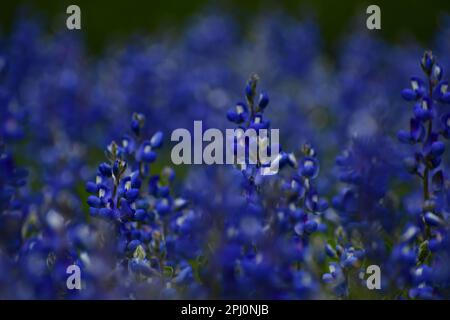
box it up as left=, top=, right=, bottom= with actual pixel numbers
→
left=163, top=266, right=174, bottom=278
left=417, top=240, right=430, bottom=265
left=21, top=211, right=39, bottom=240
left=133, top=245, right=146, bottom=260
left=188, top=255, right=207, bottom=283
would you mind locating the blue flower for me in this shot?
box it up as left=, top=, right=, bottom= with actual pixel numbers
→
left=226, top=102, right=248, bottom=124
left=434, top=81, right=450, bottom=103
left=258, top=92, right=269, bottom=110
left=298, top=156, right=319, bottom=178
left=150, top=131, right=164, bottom=148
left=421, top=51, right=435, bottom=74
left=414, top=97, right=434, bottom=121
left=398, top=118, right=425, bottom=144
left=249, top=113, right=270, bottom=130
left=98, top=163, right=112, bottom=177
left=401, top=77, right=425, bottom=101
left=441, top=112, right=450, bottom=138
left=136, top=141, right=157, bottom=163
left=395, top=51, right=450, bottom=298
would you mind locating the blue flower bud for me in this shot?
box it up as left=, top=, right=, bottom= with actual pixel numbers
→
left=227, top=102, right=248, bottom=124
left=294, top=222, right=304, bottom=235
left=400, top=224, right=420, bottom=242
left=156, top=198, right=171, bottom=215
left=428, top=237, right=442, bottom=252
left=134, top=209, right=147, bottom=221
left=137, top=141, right=156, bottom=163
left=402, top=77, right=425, bottom=101
left=432, top=63, right=443, bottom=81
left=325, top=244, right=338, bottom=258
left=249, top=113, right=270, bottom=130
left=125, top=188, right=139, bottom=201
left=245, top=83, right=253, bottom=99
left=131, top=173, right=142, bottom=189
left=174, top=198, right=188, bottom=211
left=131, top=119, right=140, bottom=136
left=258, top=92, right=269, bottom=109
left=322, top=273, right=334, bottom=283
left=304, top=220, right=318, bottom=234
left=299, top=156, right=319, bottom=178
left=118, top=135, right=133, bottom=155
left=131, top=113, right=145, bottom=136
left=98, top=163, right=112, bottom=177
left=87, top=196, right=102, bottom=208
left=397, top=130, right=412, bottom=144
left=173, top=266, right=193, bottom=284
left=401, top=88, right=417, bottom=101
left=424, top=212, right=444, bottom=227
left=414, top=98, right=433, bottom=121
left=413, top=265, right=432, bottom=283
left=289, top=208, right=305, bottom=220
left=410, top=118, right=425, bottom=141
left=226, top=109, right=239, bottom=123
left=342, top=255, right=358, bottom=268
left=409, top=285, right=434, bottom=299
left=150, top=131, right=164, bottom=148
left=421, top=51, right=435, bottom=74
left=399, top=118, right=425, bottom=144
left=431, top=141, right=445, bottom=157
left=85, top=181, right=98, bottom=194
left=158, top=185, right=170, bottom=197
left=434, top=81, right=450, bottom=103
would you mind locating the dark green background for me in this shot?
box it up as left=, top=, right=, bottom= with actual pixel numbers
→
left=1, top=0, right=449, bottom=53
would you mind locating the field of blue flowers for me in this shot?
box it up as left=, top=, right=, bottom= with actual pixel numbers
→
left=1, top=11, right=450, bottom=299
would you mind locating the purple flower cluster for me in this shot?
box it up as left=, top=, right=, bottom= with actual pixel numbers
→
left=395, top=52, right=450, bottom=298
left=1, top=10, right=450, bottom=299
